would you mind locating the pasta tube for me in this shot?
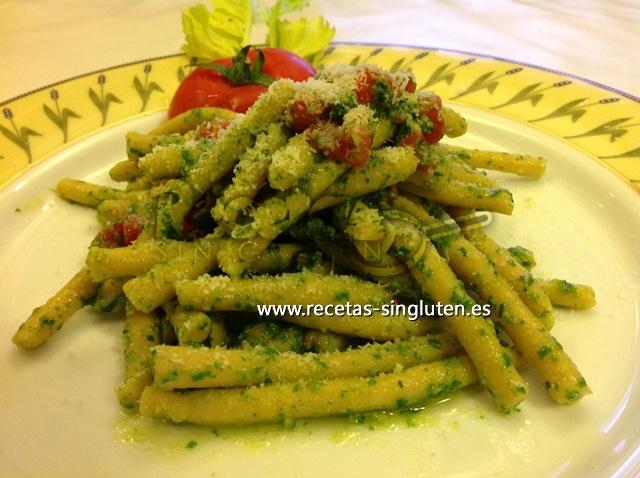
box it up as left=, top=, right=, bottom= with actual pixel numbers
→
left=186, top=80, right=296, bottom=197
left=176, top=272, right=427, bottom=340
left=153, top=333, right=460, bottom=389
left=400, top=174, right=514, bottom=215
left=138, top=143, right=193, bottom=180
left=283, top=310, right=427, bottom=341
left=116, top=305, right=161, bottom=410
left=176, top=271, right=391, bottom=311
left=268, top=133, right=318, bottom=191
left=389, top=218, right=528, bottom=412
left=542, top=279, right=596, bottom=309
left=212, top=123, right=289, bottom=226
left=109, top=159, right=140, bottom=182
left=86, top=239, right=183, bottom=281
left=13, top=267, right=97, bottom=349
left=166, top=305, right=211, bottom=346
left=139, top=355, right=478, bottom=427
left=91, top=278, right=124, bottom=313
left=247, top=243, right=306, bottom=273
left=147, top=107, right=237, bottom=137
left=456, top=215, right=554, bottom=329
left=312, top=146, right=418, bottom=211
left=123, top=235, right=220, bottom=313
left=56, top=179, right=144, bottom=207
left=449, top=161, right=497, bottom=189
left=442, top=144, right=546, bottom=179
left=412, top=207, right=590, bottom=404
left=441, top=106, right=468, bottom=138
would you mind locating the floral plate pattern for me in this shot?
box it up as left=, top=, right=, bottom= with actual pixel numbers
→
left=1, top=43, right=639, bottom=190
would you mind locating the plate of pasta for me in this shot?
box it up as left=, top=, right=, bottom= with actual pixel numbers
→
left=1, top=43, right=640, bottom=478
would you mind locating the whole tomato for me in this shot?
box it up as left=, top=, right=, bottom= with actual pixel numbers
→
left=169, top=46, right=315, bottom=117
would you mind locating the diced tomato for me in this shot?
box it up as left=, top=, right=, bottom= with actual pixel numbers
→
left=421, top=107, right=445, bottom=144
left=92, top=215, right=141, bottom=248
left=122, top=216, right=142, bottom=245
left=308, top=122, right=373, bottom=168
left=93, top=223, right=123, bottom=248
left=290, top=101, right=318, bottom=133
left=399, top=130, right=422, bottom=147
left=417, top=163, right=436, bottom=174
left=418, top=93, right=445, bottom=144
left=356, top=69, right=377, bottom=104
left=405, top=79, right=417, bottom=93
left=328, top=131, right=372, bottom=167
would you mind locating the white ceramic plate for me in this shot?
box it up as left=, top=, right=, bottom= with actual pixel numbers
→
left=1, top=102, right=639, bottom=477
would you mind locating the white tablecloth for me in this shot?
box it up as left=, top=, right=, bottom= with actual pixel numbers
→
left=2, top=0, right=639, bottom=102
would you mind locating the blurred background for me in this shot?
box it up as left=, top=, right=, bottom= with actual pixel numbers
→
left=1, top=0, right=639, bottom=100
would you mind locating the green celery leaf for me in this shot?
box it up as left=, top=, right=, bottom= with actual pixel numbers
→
left=266, top=1, right=335, bottom=60
left=182, top=0, right=253, bottom=60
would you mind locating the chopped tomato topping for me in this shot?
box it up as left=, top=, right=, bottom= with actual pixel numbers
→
left=417, top=163, right=436, bottom=174
left=399, top=130, right=422, bottom=147
left=93, top=215, right=141, bottom=248
left=418, top=93, right=445, bottom=144
left=356, top=69, right=377, bottom=104
left=290, top=100, right=318, bottom=133
left=328, top=130, right=372, bottom=167
left=122, top=216, right=142, bottom=245
left=405, top=79, right=417, bottom=93
left=421, top=107, right=445, bottom=144
left=308, top=123, right=373, bottom=168
left=93, top=223, right=124, bottom=248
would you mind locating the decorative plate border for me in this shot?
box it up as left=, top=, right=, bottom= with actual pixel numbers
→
left=1, top=43, right=638, bottom=191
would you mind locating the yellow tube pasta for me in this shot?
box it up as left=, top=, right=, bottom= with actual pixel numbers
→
left=13, top=267, right=97, bottom=349
left=442, top=144, right=546, bottom=178
left=153, top=333, right=459, bottom=388
left=542, top=279, right=596, bottom=309
left=140, top=355, right=478, bottom=426
left=456, top=215, right=554, bottom=329
left=123, top=235, right=220, bottom=313
left=117, top=305, right=161, bottom=410
left=388, top=218, right=528, bottom=413
left=176, top=271, right=391, bottom=312
left=400, top=175, right=514, bottom=215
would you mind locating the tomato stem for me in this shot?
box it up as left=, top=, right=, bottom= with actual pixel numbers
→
left=194, top=46, right=274, bottom=87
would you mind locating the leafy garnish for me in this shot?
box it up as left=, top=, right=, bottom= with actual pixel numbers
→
left=252, top=0, right=308, bottom=21
left=181, top=0, right=334, bottom=62
left=182, top=0, right=253, bottom=59
left=266, top=1, right=335, bottom=60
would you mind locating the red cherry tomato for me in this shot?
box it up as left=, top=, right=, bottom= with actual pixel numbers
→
left=169, top=47, right=315, bottom=118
